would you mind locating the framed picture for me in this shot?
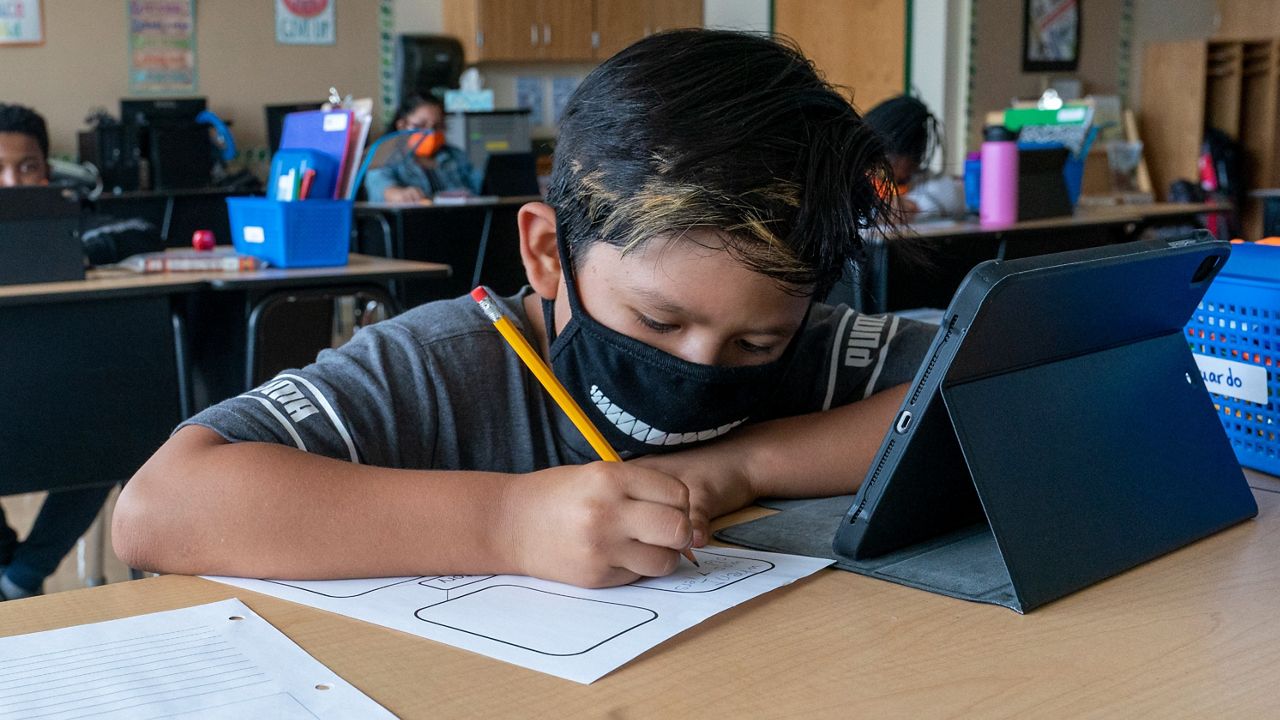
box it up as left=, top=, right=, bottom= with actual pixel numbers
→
left=0, top=0, right=44, bottom=47
left=1023, top=0, right=1080, bottom=73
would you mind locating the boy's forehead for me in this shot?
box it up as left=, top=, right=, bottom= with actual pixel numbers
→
left=579, top=230, right=813, bottom=298
left=0, top=132, right=43, bottom=157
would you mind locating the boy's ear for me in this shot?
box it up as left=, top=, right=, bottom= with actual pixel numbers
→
left=518, top=201, right=561, bottom=299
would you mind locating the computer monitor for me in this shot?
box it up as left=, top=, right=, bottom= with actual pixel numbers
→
left=481, top=152, right=540, bottom=197
left=120, top=97, right=207, bottom=128
left=119, top=97, right=212, bottom=191
left=265, top=102, right=325, bottom=154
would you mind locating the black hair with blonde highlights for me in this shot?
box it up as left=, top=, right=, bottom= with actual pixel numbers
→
left=546, top=29, right=895, bottom=295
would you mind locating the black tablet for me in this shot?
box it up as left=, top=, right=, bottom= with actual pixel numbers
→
left=830, top=232, right=1257, bottom=611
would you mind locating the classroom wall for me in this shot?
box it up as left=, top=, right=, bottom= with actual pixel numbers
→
left=966, top=0, right=1124, bottom=150
left=1214, top=0, right=1280, bottom=37
left=911, top=0, right=971, bottom=173
left=1128, top=0, right=1217, bottom=106
left=0, top=1, right=380, bottom=159
left=965, top=0, right=1217, bottom=152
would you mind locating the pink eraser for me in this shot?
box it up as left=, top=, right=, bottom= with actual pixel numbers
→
left=470, top=287, right=489, bottom=303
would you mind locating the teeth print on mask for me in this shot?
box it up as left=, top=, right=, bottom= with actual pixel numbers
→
left=589, top=385, right=745, bottom=447
left=542, top=218, right=812, bottom=457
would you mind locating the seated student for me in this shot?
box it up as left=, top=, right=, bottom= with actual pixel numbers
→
left=364, top=94, right=482, bottom=203
left=0, top=103, right=160, bottom=267
left=0, top=103, right=147, bottom=600
left=114, top=30, right=933, bottom=588
left=864, top=95, right=966, bottom=219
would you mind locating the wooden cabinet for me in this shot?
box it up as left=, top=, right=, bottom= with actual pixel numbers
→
left=472, top=0, right=538, bottom=61
left=445, top=0, right=702, bottom=63
left=595, top=0, right=702, bottom=59
left=445, top=0, right=594, bottom=62
left=539, top=0, right=595, bottom=60
left=1141, top=39, right=1280, bottom=237
left=773, top=0, right=907, bottom=109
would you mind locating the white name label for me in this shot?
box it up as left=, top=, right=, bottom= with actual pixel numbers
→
left=1192, top=354, right=1269, bottom=404
left=243, top=225, right=265, bottom=244
left=1058, top=107, right=1087, bottom=122
left=322, top=113, right=348, bottom=132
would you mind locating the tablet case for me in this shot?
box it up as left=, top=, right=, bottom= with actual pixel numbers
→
left=718, top=233, right=1258, bottom=613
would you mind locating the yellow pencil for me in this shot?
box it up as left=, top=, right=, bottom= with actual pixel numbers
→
left=471, top=286, right=699, bottom=568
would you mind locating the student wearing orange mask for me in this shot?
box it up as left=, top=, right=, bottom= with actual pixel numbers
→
left=364, top=94, right=481, bottom=203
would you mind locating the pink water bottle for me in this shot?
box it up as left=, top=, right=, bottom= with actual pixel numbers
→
left=980, top=125, right=1019, bottom=227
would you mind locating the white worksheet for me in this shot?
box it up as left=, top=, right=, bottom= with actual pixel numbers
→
left=208, top=547, right=832, bottom=684
left=0, top=599, right=393, bottom=720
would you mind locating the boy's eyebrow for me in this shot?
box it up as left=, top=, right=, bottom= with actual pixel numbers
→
left=630, top=286, right=698, bottom=319
left=628, top=285, right=797, bottom=337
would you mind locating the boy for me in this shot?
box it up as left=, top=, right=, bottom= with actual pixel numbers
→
left=114, top=30, right=932, bottom=588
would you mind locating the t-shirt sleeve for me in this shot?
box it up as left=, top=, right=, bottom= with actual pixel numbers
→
left=766, top=305, right=936, bottom=418
left=179, top=322, right=437, bottom=468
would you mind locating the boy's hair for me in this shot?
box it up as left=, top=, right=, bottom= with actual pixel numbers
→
left=0, top=103, right=50, bottom=159
left=387, top=93, right=444, bottom=133
left=864, top=95, right=940, bottom=171
left=546, top=29, right=894, bottom=295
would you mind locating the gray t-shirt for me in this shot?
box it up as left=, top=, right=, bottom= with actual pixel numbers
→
left=183, top=290, right=933, bottom=472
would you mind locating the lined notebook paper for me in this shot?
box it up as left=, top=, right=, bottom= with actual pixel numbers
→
left=0, top=599, right=392, bottom=720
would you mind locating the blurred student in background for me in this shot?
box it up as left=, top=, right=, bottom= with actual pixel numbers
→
left=364, top=94, right=481, bottom=203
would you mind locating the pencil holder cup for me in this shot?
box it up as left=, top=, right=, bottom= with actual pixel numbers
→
left=227, top=197, right=352, bottom=268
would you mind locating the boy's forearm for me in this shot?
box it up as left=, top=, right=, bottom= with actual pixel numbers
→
left=114, top=427, right=521, bottom=580
left=721, top=384, right=909, bottom=500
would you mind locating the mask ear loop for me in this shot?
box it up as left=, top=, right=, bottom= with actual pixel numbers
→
left=543, top=216, right=591, bottom=346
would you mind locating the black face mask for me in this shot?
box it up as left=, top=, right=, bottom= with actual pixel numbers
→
left=544, top=225, right=809, bottom=458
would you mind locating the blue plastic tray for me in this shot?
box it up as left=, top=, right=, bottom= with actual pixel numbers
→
left=227, top=197, right=351, bottom=268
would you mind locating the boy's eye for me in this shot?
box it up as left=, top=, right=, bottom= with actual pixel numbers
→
left=736, top=339, right=775, bottom=355
left=635, top=312, right=678, bottom=333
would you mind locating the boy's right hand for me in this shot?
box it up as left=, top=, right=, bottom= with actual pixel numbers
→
left=501, top=462, right=693, bottom=588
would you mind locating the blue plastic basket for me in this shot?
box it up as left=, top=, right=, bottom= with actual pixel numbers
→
left=227, top=196, right=352, bottom=268
left=1186, top=242, right=1280, bottom=474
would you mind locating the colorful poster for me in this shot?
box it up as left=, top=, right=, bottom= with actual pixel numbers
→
left=0, top=0, right=43, bottom=46
left=277, top=0, right=335, bottom=45
left=128, top=0, right=197, bottom=93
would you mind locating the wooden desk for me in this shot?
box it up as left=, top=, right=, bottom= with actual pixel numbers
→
left=4, top=474, right=1277, bottom=717
left=854, top=202, right=1227, bottom=312
left=908, top=202, right=1222, bottom=240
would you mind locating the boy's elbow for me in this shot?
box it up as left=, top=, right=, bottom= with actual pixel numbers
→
left=113, top=457, right=189, bottom=573
left=112, top=426, right=226, bottom=573
left=111, top=477, right=162, bottom=572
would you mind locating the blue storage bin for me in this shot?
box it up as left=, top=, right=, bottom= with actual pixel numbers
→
left=1185, top=242, right=1280, bottom=474
left=227, top=196, right=352, bottom=268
